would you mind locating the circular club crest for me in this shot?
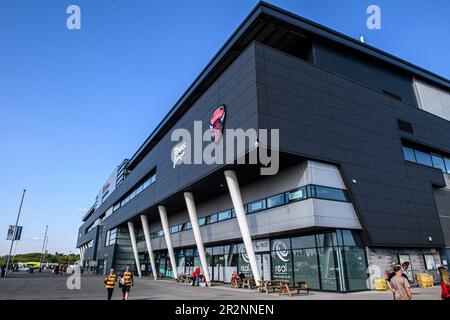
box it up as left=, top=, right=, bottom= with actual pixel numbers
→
left=209, top=105, right=226, bottom=143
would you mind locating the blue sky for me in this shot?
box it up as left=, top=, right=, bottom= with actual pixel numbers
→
left=0, top=0, right=449, bottom=255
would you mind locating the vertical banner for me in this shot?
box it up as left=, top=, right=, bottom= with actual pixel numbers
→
left=6, top=225, right=15, bottom=240
left=6, top=225, right=22, bottom=240
left=15, top=226, right=23, bottom=240
left=271, top=238, right=293, bottom=282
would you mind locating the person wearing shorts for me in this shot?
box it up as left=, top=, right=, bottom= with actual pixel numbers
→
left=120, top=266, right=134, bottom=300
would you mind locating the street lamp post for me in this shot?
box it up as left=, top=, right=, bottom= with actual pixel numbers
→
left=39, top=225, right=48, bottom=270
left=4, top=189, right=27, bottom=278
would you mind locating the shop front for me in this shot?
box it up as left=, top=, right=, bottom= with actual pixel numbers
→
left=152, top=229, right=368, bottom=292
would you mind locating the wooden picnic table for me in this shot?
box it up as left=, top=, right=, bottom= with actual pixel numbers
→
left=258, top=280, right=283, bottom=294
left=242, top=277, right=257, bottom=290
left=279, top=281, right=311, bottom=296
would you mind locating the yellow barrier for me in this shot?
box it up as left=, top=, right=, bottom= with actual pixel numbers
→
left=416, top=273, right=434, bottom=288
left=373, top=278, right=388, bottom=291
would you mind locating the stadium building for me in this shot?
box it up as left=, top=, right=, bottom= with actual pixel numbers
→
left=77, top=2, right=450, bottom=291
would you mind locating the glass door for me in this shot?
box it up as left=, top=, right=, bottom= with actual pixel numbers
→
left=261, top=253, right=271, bottom=281
left=212, top=255, right=225, bottom=282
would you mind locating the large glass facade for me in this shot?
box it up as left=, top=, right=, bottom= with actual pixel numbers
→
left=151, top=229, right=368, bottom=292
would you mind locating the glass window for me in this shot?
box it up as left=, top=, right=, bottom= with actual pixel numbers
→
left=291, top=235, right=316, bottom=249
left=105, top=228, right=117, bottom=246
left=135, top=184, right=143, bottom=194
left=342, top=247, right=368, bottom=291
left=104, top=207, right=113, bottom=219
left=150, top=174, right=156, bottom=184
left=431, top=154, right=446, bottom=172
left=341, top=230, right=363, bottom=246
left=402, top=146, right=416, bottom=162
left=185, top=221, right=192, bottom=230
left=247, top=199, right=266, bottom=214
left=267, top=193, right=286, bottom=208
left=217, top=210, right=231, bottom=221
left=318, top=247, right=337, bottom=291
left=271, top=238, right=291, bottom=251
left=316, top=232, right=334, bottom=247
left=424, top=254, right=437, bottom=270
left=206, top=214, right=218, bottom=224
left=314, top=186, right=348, bottom=201
left=151, top=230, right=164, bottom=238
left=198, top=217, right=206, bottom=226
left=414, top=150, right=432, bottom=166
left=238, top=251, right=252, bottom=277
left=212, top=246, right=224, bottom=255
left=231, top=209, right=236, bottom=218
left=445, top=158, right=450, bottom=174
left=143, top=179, right=151, bottom=189
left=287, top=187, right=306, bottom=202
left=113, top=203, right=121, bottom=212
left=292, top=248, right=320, bottom=289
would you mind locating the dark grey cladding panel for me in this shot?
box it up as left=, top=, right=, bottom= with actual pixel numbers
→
left=313, top=42, right=417, bottom=106
left=77, top=225, right=98, bottom=248
left=83, top=247, right=96, bottom=261
left=97, top=43, right=260, bottom=229
left=434, top=188, right=450, bottom=246
left=255, top=42, right=447, bottom=247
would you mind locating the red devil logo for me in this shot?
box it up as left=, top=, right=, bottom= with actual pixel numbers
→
left=209, top=105, right=226, bottom=143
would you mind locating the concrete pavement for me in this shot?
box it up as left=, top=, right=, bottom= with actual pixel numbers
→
left=0, top=271, right=442, bottom=300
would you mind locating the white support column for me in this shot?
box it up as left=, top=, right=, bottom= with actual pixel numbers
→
left=82, top=245, right=87, bottom=267
left=79, top=246, right=85, bottom=267
left=158, top=206, right=178, bottom=280
left=140, top=215, right=158, bottom=280
left=224, top=170, right=261, bottom=284
left=127, top=222, right=142, bottom=278
left=184, top=192, right=211, bottom=285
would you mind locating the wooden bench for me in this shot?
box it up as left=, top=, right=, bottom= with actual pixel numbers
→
left=279, top=281, right=311, bottom=296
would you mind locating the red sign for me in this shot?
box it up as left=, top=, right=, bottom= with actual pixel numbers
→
left=209, top=105, right=226, bottom=143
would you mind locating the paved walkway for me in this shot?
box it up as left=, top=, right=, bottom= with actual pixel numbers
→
left=0, top=271, right=441, bottom=300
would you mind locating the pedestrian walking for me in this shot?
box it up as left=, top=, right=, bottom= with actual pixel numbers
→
left=438, top=266, right=450, bottom=300
left=119, top=266, right=134, bottom=300
left=390, top=265, right=413, bottom=300
left=104, top=268, right=118, bottom=300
